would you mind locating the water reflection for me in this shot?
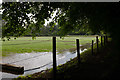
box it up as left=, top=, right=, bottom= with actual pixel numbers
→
left=1, top=48, right=87, bottom=78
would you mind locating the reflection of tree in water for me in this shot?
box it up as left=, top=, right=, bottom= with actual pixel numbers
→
left=80, top=43, right=91, bottom=51
left=68, top=43, right=91, bottom=53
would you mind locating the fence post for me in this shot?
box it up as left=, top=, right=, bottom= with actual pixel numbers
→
left=92, top=40, right=94, bottom=55
left=106, top=36, right=108, bottom=44
left=96, top=36, right=99, bottom=53
left=104, top=36, right=106, bottom=46
left=101, top=36, right=103, bottom=47
left=76, top=39, right=80, bottom=64
left=53, top=37, right=56, bottom=79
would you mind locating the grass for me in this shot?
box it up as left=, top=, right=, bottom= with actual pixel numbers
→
left=13, top=42, right=101, bottom=80
left=14, top=40, right=118, bottom=80
left=2, top=35, right=97, bottom=57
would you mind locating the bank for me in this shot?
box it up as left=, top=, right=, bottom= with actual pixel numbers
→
left=12, top=38, right=120, bottom=80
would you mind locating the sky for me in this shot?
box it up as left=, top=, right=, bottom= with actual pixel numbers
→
left=44, top=10, right=58, bottom=26
left=0, top=0, right=2, bottom=4
left=0, top=0, right=2, bottom=14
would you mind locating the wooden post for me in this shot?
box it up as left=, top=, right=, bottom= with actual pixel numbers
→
left=76, top=39, right=80, bottom=64
left=101, top=36, right=103, bottom=47
left=92, top=40, right=94, bottom=55
left=96, top=36, right=99, bottom=53
left=0, top=63, right=24, bottom=75
left=104, top=36, right=106, bottom=46
left=53, top=37, right=56, bottom=79
left=106, top=36, right=108, bottom=43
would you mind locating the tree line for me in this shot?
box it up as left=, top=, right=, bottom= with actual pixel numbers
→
left=1, top=2, right=120, bottom=42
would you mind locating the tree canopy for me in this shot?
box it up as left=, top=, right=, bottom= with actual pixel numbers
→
left=1, top=2, right=120, bottom=40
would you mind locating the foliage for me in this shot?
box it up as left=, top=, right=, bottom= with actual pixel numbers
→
left=2, top=2, right=51, bottom=38
left=23, top=23, right=93, bottom=36
left=2, top=2, right=120, bottom=41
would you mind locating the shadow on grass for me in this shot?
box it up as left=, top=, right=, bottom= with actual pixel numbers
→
left=13, top=40, right=120, bottom=80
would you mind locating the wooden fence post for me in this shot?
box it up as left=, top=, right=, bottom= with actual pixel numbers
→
left=92, top=40, right=94, bottom=55
left=106, top=36, right=108, bottom=43
left=76, top=39, right=80, bottom=64
left=53, top=37, right=56, bottom=79
left=101, top=36, right=103, bottom=47
left=96, top=36, right=99, bottom=53
left=104, top=36, right=106, bottom=46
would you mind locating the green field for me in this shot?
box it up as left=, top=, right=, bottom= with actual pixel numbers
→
left=2, top=35, right=97, bottom=57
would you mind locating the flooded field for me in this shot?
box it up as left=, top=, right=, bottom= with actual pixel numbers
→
left=2, top=48, right=87, bottom=79
left=1, top=36, right=95, bottom=79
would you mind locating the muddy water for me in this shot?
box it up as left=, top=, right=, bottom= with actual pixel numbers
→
left=1, top=49, right=87, bottom=79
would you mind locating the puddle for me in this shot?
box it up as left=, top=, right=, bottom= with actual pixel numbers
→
left=2, top=52, right=53, bottom=78
left=1, top=44, right=90, bottom=79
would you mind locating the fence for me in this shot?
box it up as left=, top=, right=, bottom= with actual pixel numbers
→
left=52, top=35, right=108, bottom=79
left=1, top=35, right=109, bottom=79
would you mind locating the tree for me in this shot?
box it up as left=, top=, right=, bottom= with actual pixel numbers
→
left=2, top=2, right=120, bottom=41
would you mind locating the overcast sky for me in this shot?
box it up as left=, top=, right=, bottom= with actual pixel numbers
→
left=0, top=0, right=2, bottom=3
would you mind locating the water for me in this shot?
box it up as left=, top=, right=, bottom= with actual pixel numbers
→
left=1, top=49, right=87, bottom=79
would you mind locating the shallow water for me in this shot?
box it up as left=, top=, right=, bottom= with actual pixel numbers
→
left=1, top=49, right=87, bottom=79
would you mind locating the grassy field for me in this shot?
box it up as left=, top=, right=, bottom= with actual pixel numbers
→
left=2, top=35, right=97, bottom=56
left=14, top=40, right=118, bottom=80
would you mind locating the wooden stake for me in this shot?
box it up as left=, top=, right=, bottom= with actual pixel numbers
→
left=101, top=36, right=103, bottom=47
left=53, top=37, right=56, bottom=79
left=92, top=40, right=94, bottom=55
left=76, top=39, right=80, bottom=64
left=104, top=36, right=106, bottom=46
left=96, top=36, right=99, bottom=53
